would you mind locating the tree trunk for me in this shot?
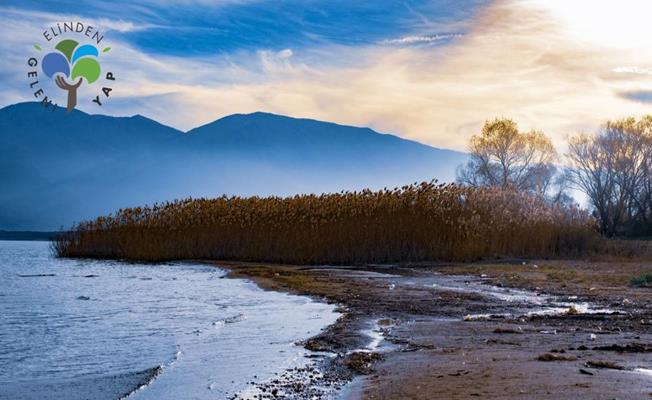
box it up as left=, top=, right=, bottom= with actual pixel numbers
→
left=64, top=86, right=78, bottom=112
left=54, top=76, right=83, bottom=113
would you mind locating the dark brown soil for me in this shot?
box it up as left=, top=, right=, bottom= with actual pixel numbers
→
left=215, top=260, right=652, bottom=399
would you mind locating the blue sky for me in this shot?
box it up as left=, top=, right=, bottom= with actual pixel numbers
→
left=2, top=1, right=652, bottom=150
left=11, top=0, right=484, bottom=54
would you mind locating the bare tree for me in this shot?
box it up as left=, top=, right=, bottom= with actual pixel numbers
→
left=457, top=118, right=558, bottom=196
left=567, top=116, right=652, bottom=236
left=566, top=133, right=617, bottom=235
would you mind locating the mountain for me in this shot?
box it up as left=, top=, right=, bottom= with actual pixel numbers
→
left=0, top=103, right=185, bottom=230
left=0, top=102, right=467, bottom=230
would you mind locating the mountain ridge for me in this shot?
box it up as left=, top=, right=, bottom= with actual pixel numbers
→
left=2, top=102, right=458, bottom=153
left=192, top=110, right=450, bottom=151
left=1, top=102, right=467, bottom=230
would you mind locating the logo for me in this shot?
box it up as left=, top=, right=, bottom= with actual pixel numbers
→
left=27, top=22, right=116, bottom=113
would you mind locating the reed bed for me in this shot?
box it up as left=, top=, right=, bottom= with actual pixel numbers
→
left=53, top=182, right=597, bottom=263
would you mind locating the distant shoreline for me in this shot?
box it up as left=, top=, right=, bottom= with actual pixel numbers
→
left=0, top=231, right=60, bottom=241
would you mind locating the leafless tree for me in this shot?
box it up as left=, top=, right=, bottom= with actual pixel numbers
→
left=567, top=116, right=652, bottom=236
left=457, top=118, right=558, bottom=196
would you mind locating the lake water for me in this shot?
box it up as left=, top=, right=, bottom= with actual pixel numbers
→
left=0, top=241, right=339, bottom=400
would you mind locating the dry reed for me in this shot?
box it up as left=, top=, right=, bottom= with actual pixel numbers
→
left=53, top=182, right=597, bottom=263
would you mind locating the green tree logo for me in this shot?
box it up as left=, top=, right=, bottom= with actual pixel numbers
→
left=40, top=39, right=108, bottom=112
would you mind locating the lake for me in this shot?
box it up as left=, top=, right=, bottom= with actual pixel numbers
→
left=0, top=240, right=339, bottom=399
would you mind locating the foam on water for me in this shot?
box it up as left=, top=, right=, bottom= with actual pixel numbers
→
left=417, top=273, right=622, bottom=319
left=353, top=320, right=387, bottom=354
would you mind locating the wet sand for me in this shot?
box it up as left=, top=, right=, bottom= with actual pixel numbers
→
left=217, top=260, right=652, bottom=399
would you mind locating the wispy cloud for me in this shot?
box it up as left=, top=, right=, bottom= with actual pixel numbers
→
left=381, top=33, right=463, bottom=45
left=0, top=7, right=159, bottom=33
left=3, top=0, right=652, bottom=153
left=613, top=66, right=652, bottom=75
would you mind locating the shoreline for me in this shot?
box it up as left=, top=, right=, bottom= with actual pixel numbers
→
left=1, top=240, right=346, bottom=400
left=214, top=260, right=652, bottom=399
left=215, top=262, right=385, bottom=399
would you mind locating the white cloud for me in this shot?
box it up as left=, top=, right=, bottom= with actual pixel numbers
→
left=382, top=33, right=462, bottom=45
left=4, top=1, right=652, bottom=153
left=613, top=66, right=652, bottom=75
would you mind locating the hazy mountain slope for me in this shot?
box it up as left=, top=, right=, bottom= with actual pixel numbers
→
left=1, top=103, right=467, bottom=230
left=187, top=111, right=463, bottom=167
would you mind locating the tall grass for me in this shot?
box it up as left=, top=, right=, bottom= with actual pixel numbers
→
left=53, top=182, right=597, bottom=263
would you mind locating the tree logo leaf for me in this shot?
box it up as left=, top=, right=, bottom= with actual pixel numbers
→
left=29, top=24, right=115, bottom=114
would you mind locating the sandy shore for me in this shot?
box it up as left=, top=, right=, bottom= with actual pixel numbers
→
left=216, top=260, right=652, bottom=399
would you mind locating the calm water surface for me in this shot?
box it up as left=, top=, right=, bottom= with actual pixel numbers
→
left=0, top=241, right=339, bottom=399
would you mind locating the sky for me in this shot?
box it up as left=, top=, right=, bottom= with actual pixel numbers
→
left=2, top=0, right=652, bottom=151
